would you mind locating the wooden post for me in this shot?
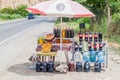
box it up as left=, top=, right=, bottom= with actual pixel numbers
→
left=60, top=16, right=62, bottom=50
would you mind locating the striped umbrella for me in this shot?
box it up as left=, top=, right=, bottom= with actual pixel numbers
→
left=27, top=0, right=95, bottom=18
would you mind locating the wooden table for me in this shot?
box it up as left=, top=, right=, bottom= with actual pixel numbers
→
left=36, top=52, right=56, bottom=62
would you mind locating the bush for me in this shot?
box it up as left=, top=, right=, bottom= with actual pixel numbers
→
left=112, top=13, right=120, bottom=24
left=15, top=5, right=29, bottom=17
left=0, top=13, right=23, bottom=20
left=0, top=5, right=28, bottom=20
left=0, top=7, right=15, bottom=14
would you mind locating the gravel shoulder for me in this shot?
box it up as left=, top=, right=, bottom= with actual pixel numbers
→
left=0, top=22, right=120, bottom=80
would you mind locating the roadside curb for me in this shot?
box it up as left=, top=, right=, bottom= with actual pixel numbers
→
left=0, top=18, right=26, bottom=25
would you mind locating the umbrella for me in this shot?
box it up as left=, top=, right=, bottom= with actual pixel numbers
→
left=27, top=0, right=95, bottom=18
left=27, top=0, right=95, bottom=50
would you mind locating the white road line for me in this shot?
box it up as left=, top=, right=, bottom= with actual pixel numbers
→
left=0, top=25, right=37, bottom=45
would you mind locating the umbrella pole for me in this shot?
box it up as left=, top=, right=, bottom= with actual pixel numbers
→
left=60, top=16, right=62, bottom=51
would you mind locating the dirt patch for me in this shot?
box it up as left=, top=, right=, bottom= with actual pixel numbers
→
left=109, top=42, right=120, bottom=48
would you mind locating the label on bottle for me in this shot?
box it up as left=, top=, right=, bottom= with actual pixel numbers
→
left=85, top=34, right=88, bottom=37
left=79, top=45, right=82, bottom=48
left=79, top=34, right=82, bottom=37
left=74, top=52, right=81, bottom=62
left=95, top=34, right=98, bottom=37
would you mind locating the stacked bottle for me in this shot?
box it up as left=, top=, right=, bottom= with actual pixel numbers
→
left=53, top=27, right=60, bottom=38
left=53, top=27, right=74, bottom=38
left=79, top=30, right=83, bottom=42
left=89, top=32, right=92, bottom=42
left=98, top=32, right=102, bottom=42
left=78, top=31, right=104, bottom=51
left=85, top=32, right=88, bottom=42
left=94, top=31, right=98, bottom=42
left=65, top=28, right=74, bottom=38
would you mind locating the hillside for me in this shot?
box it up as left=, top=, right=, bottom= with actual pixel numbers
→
left=0, top=0, right=45, bottom=9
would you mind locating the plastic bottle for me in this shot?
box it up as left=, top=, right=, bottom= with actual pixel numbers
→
left=82, top=51, right=90, bottom=62
left=89, top=32, right=92, bottom=42
left=94, top=60, right=101, bottom=72
left=62, top=28, right=65, bottom=38
left=76, top=62, right=82, bottom=72
left=99, top=42, right=103, bottom=50
left=84, top=61, right=90, bottom=72
left=57, top=27, right=60, bottom=38
left=90, top=49, right=97, bottom=62
left=79, top=42, right=82, bottom=52
left=68, top=61, right=75, bottom=71
left=47, top=61, right=54, bottom=72
left=36, top=62, right=41, bottom=72
left=74, top=51, right=81, bottom=62
left=94, top=42, right=97, bottom=51
left=74, top=42, right=79, bottom=51
left=79, top=30, right=83, bottom=42
left=94, top=31, right=98, bottom=42
left=68, top=28, right=71, bottom=38
left=85, top=32, right=88, bottom=42
left=41, top=62, right=47, bottom=72
left=88, top=42, right=92, bottom=51
left=70, top=28, right=74, bottom=38
left=53, top=27, right=55, bottom=37
left=65, top=28, right=68, bottom=38
left=99, top=32, right=102, bottom=42
left=97, top=50, right=105, bottom=62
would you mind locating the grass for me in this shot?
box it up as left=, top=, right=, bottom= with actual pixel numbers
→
left=55, top=17, right=120, bottom=44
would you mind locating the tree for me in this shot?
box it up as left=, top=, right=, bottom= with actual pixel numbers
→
left=109, top=0, right=120, bottom=14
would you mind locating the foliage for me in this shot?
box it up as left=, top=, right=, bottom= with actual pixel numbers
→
left=0, top=13, right=23, bottom=20
left=111, top=13, right=120, bottom=24
left=72, top=0, right=120, bottom=44
left=109, top=0, right=120, bottom=14
left=15, top=5, right=29, bottom=17
left=0, top=7, right=15, bottom=14
left=0, top=5, right=28, bottom=20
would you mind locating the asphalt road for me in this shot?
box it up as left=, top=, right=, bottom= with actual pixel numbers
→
left=0, top=16, right=57, bottom=76
left=0, top=16, right=57, bottom=43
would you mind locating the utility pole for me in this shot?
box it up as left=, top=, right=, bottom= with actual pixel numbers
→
left=13, top=0, right=15, bottom=9
left=0, top=0, right=2, bottom=9
left=106, top=0, right=111, bottom=68
left=28, top=0, right=31, bottom=7
left=106, top=0, right=111, bottom=36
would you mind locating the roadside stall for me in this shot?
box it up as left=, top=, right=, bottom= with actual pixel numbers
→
left=27, top=0, right=108, bottom=73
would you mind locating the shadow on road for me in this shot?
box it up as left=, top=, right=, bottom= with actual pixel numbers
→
left=7, top=62, right=66, bottom=76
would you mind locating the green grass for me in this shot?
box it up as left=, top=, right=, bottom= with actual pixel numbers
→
left=55, top=17, right=120, bottom=44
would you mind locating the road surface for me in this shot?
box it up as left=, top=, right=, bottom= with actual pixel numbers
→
left=0, top=17, right=57, bottom=75
left=0, top=17, right=57, bottom=43
left=0, top=17, right=120, bottom=80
